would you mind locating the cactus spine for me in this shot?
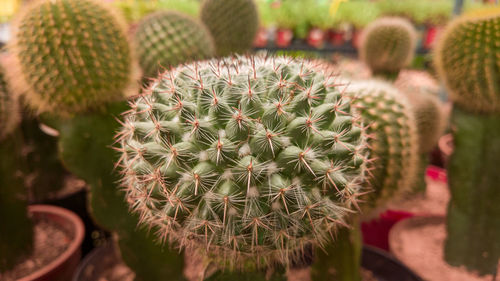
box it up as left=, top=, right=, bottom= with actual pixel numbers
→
left=201, top=0, right=259, bottom=56
left=360, top=17, right=417, bottom=78
left=347, top=81, right=419, bottom=208
left=117, top=56, right=369, bottom=271
left=134, top=11, right=215, bottom=79
left=435, top=13, right=500, bottom=276
left=9, top=0, right=137, bottom=115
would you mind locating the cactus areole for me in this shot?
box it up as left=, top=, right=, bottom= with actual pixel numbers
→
left=117, top=56, right=368, bottom=269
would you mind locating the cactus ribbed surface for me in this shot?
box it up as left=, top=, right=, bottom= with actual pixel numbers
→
left=394, top=71, right=443, bottom=153
left=117, top=56, right=368, bottom=269
left=434, top=14, right=500, bottom=113
left=201, top=0, right=259, bottom=56
left=436, top=13, right=500, bottom=276
left=0, top=63, right=19, bottom=141
left=10, top=0, right=136, bottom=115
left=134, top=11, right=215, bottom=79
left=360, top=17, right=417, bottom=77
left=347, top=81, right=419, bottom=208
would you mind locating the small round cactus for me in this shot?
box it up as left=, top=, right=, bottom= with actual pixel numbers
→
left=434, top=13, right=500, bottom=113
left=134, top=11, right=215, bottom=79
left=0, top=62, right=19, bottom=141
left=395, top=70, right=444, bottom=153
left=347, top=81, right=419, bottom=208
left=117, top=56, right=368, bottom=268
left=9, top=0, right=137, bottom=115
left=201, top=0, right=259, bottom=57
left=360, top=17, right=417, bottom=76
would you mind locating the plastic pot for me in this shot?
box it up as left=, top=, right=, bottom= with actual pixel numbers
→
left=275, top=28, right=293, bottom=48
left=18, top=205, right=85, bottom=281
left=328, top=30, right=345, bottom=46
left=253, top=27, right=269, bottom=48
left=306, top=28, right=325, bottom=49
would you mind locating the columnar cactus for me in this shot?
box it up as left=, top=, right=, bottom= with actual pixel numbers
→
left=434, top=13, right=500, bottom=113
left=360, top=17, right=417, bottom=77
left=435, top=13, right=500, bottom=276
left=346, top=81, right=419, bottom=208
left=117, top=56, right=369, bottom=270
left=0, top=63, right=19, bottom=141
left=134, top=11, right=215, bottom=79
left=9, top=0, right=137, bottom=115
left=201, top=0, right=259, bottom=56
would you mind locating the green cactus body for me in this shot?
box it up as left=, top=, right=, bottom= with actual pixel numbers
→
left=117, top=56, right=368, bottom=270
left=434, top=14, right=500, bottom=113
left=446, top=108, right=500, bottom=276
left=200, top=0, right=259, bottom=56
left=360, top=17, right=417, bottom=78
left=9, top=0, right=136, bottom=115
left=0, top=69, right=30, bottom=271
left=134, top=11, right=215, bottom=79
left=0, top=63, right=19, bottom=141
left=347, top=81, right=419, bottom=208
left=435, top=13, right=500, bottom=276
left=58, top=102, right=185, bottom=280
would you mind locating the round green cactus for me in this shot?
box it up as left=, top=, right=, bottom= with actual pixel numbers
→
left=134, top=11, right=215, bottom=79
left=117, top=56, right=368, bottom=269
left=200, top=0, right=259, bottom=57
left=395, top=70, right=444, bottom=153
left=0, top=62, right=19, bottom=141
left=9, top=0, right=137, bottom=115
left=434, top=13, right=500, bottom=113
left=360, top=17, right=417, bottom=77
left=347, top=81, right=419, bottom=208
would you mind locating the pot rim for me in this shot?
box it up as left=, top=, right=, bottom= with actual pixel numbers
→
left=17, top=204, right=85, bottom=281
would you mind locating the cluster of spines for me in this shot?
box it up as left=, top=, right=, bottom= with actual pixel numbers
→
left=9, top=0, right=136, bottom=115
left=347, top=81, right=419, bottom=209
left=116, top=55, right=369, bottom=269
left=434, top=13, right=500, bottom=113
left=360, top=17, right=417, bottom=76
left=134, top=11, right=215, bottom=79
left=0, top=62, right=19, bottom=141
left=201, top=0, right=259, bottom=57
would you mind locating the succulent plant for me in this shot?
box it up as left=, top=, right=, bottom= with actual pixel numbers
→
left=346, top=81, right=419, bottom=208
left=134, top=11, right=215, bottom=79
left=116, top=56, right=369, bottom=270
left=0, top=62, right=19, bottom=141
left=434, top=13, right=500, bottom=113
left=394, top=70, right=444, bottom=153
left=9, top=0, right=137, bottom=115
left=201, top=0, right=259, bottom=56
left=360, top=17, right=417, bottom=77
left=435, top=13, right=500, bottom=276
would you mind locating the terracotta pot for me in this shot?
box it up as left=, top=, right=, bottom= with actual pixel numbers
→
left=306, top=28, right=325, bottom=48
left=328, top=30, right=344, bottom=46
left=253, top=27, right=269, bottom=48
left=19, top=205, right=85, bottom=281
left=438, top=133, right=453, bottom=167
left=275, top=28, right=293, bottom=48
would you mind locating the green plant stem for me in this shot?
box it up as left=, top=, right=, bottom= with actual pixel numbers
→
left=310, top=219, right=362, bottom=281
left=445, top=107, right=500, bottom=276
left=0, top=129, right=33, bottom=271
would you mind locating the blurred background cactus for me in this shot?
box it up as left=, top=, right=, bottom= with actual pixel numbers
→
left=434, top=12, right=500, bottom=276
left=117, top=55, right=369, bottom=278
left=201, top=0, right=259, bottom=56
left=8, top=0, right=137, bottom=115
left=134, top=11, right=215, bottom=79
left=360, top=17, right=417, bottom=79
